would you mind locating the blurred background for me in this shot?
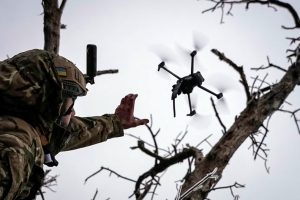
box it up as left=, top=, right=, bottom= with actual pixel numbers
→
left=1, top=0, right=300, bottom=199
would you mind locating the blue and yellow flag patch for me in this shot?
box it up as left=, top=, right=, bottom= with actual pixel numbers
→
left=55, top=67, right=67, bottom=77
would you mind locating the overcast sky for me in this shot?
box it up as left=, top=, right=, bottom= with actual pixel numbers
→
left=1, top=0, right=300, bottom=199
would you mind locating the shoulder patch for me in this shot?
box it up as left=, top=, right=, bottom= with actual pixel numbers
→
left=55, top=67, right=67, bottom=77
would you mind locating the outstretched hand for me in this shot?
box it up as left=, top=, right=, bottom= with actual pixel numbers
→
left=115, top=94, right=149, bottom=129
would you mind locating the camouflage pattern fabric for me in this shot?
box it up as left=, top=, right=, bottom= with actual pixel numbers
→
left=60, top=115, right=124, bottom=152
left=0, top=49, right=124, bottom=200
left=0, top=116, right=44, bottom=200
left=0, top=49, right=63, bottom=139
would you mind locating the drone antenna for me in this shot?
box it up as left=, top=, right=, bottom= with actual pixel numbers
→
left=190, top=50, right=197, bottom=75
left=158, top=62, right=181, bottom=79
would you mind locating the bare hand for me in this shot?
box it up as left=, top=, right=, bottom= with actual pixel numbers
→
left=115, top=94, right=149, bottom=129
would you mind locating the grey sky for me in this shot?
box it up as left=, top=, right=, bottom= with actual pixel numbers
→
left=1, top=0, right=300, bottom=199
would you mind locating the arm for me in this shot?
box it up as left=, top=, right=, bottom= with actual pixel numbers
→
left=62, top=114, right=124, bottom=151
left=61, top=93, right=148, bottom=151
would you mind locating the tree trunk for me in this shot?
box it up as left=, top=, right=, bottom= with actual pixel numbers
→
left=42, top=0, right=67, bottom=54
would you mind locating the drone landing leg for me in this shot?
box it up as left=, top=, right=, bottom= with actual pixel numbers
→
left=198, top=85, right=223, bottom=99
left=173, top=99, right=176, bottom=118
left=187, top=93, right=196, bottom=116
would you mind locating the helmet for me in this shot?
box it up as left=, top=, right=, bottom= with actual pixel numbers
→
left=52, top=55, right=87, bottom=98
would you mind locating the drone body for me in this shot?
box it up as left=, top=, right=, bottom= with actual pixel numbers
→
left=172, top=71, right=205, bottom=98
left=158, top=50, right=223, bottom=117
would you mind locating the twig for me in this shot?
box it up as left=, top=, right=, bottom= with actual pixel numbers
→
left=257, top=73, right=269, bottom=92
left=286, top=36, right=300, bottom=45
left=250, top=75, right=279, bottom=99
left=210, top=97, right=227, bottom=134
left=253, top=125, right=269, bottom=161
left=59, top=0, right=67, bottom=12
left=210, top=182, right=245, bottom=200
left=150, top=176, right=162, bottom=200
left=126, top=133, right=169, bottom=154
left=84, top=166, right=137, bottom=184
left=42, top=170, right=58, bottom=192
left=91, top=189, right=98, bottom=200
left=248, top=115, right=272, bottom=173
left=169, top=127, right=189, bottom=156
left=202, top=0, right=300, bottom=29
left=278, top=108, right=300, bottom=134
left=96, top=69, right=119, bottom=76
left=195, top=134, right=214, bottom=148
left=251, top=56, right=287, bottom=72
left=211, top=48, right=251, bottom=101
left=137, top=140, right=165, bottom=161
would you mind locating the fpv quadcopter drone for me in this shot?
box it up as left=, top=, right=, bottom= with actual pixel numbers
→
left=158, top=50, right=223, bottom=117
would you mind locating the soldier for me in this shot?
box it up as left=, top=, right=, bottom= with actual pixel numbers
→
left=0, top=49, right=149, bottom=200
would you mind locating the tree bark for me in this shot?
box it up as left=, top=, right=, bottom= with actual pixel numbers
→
left=181, top=57, right=300, bottom=199
left=42, top=0, right=67, bottom=54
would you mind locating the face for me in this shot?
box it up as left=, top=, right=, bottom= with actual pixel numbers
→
left=59, top=97, right=76, bottom=127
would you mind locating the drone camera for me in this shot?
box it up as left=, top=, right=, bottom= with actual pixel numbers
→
left=86, top=44, right=97, bottom=84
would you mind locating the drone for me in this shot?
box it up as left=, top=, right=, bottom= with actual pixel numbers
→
left=158, top=50, right=223, bottom=117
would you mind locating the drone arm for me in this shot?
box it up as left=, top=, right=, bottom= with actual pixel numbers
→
left=198, top=85, right=223, bottom=99
left=190, top=50, right=197, bottom=75
left=158, top=62, right=181, bottom=79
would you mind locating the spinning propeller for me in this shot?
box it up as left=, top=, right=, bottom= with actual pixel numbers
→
left=153, top=32, right=232, bottom=117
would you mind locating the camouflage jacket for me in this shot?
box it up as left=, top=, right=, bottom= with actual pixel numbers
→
left=0, top=49, right=124, bottom=156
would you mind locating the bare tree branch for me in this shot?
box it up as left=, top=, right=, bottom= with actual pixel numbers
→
left=203, top=0, right=300, bottom=29
left=251, top=56, right=287, bottom=72
left=247, top=114, right=273, bottom=173
left=210, top=97, right=227, bottom=134
left=59, top=0, right=67, bottom=12
left=41, top=170, right=58, bottom=192
left=209, top=182, right=245, bottom=199
left=84, top=166, right=137, bottom=184
left=211, top=48, right=251, bottom=101
left=136, top=140, right=165, bottom=161
left=134, top=146, right=202, bottom=199
left=91, top=189, right=98, bottom=200
left=96, top=69, right=119, bottom=76
left=278, top=108, right=300, bottom=134
left=286, top=36, right=300, bottom=46
left=127, top=133, right=170, bottom=154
